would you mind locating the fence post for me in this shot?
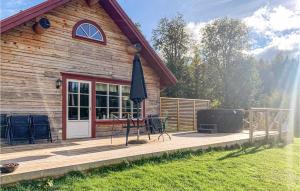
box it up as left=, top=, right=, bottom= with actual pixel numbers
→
left=249, top=109, right=254, bottom=143
left=177, top=99, right=180, bottom=131
left=265, top=111, right=269, bottom=142
left=278, top=112, right=282, bottom=142
left=193, top=100, right=196, bottom=130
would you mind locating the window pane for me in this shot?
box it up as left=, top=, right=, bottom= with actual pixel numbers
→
left=76, top=27, right=86, bottom=37
left=96, top=83, right=107, bottom=95
left=133, top=102, right=142, bottom=118
left=96, top=108, right=108, bottom=120
left=80, top=108, right=89, bottom=120
left=80, top=83, right=89, bottom=94
left=68, top=82, right=78, bottom=93
left=68, top=94, right=78, bottom=106
left=109, top=96, right=119, bottom=108
left=92, top=32, right=102, bottom=41
left=81, top=23, right=89, bottom=33
left=122, top=108, right=131, bottom=119
left=89, top=24, right=98, bottom=37
left=133, top=102, right=142, bottom=109
left=96, top=95, right=107, bottom=107
left=109, top=108, right=119, bottom=119
left=68, top=107, right=78, bottom=120
left=80, top=94, right=89, bottom=107
left=132, top=110, right=142, bottom=118
left=109, top=85, right=119, bottom=96
left=122, top=97, right=131, bottom=108
left=122, top=86, right=130, bottom=96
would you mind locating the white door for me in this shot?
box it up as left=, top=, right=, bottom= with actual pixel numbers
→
left=66, top=80, right=91, bottom=139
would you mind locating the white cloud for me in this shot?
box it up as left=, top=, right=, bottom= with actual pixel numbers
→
left=297, top=0, right=300, bottom=10
left=244, top=5, right=300, bottom=33
left=184, top=22, right=207, bottom=57
left=185, top=22, right=206, bottom=45
left=251, top=32, right=300, bottom=55
left=244, top=5, right=300, bottom=57
left=184, top=5, right=300, bottom=59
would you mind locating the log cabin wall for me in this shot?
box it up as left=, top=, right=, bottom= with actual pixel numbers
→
left=0, top=0, right=161, bottom=140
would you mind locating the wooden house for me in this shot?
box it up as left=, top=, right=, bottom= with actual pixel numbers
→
left=0, top=0, right=176, bottom=140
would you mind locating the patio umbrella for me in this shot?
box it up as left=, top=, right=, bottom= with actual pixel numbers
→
left=130, top=54, right=147, bottom=140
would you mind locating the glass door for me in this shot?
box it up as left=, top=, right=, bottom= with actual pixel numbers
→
left=67, top=80, right=91, bottom=138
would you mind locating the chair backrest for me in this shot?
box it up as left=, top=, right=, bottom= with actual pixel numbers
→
left=0, top=114, right=7, bottom=125
left=0, top=114, right=8, bottom=138
left=148, top=115, right=162, bottom=131
left=31, top=115, right=50, bottom=140
left=10, top=115, right=30, bottom=140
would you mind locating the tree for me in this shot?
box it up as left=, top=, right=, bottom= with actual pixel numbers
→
left=258, top=53, right=299, bottom=108
left=201, top=18, right=260, bottom=108
left=152, top=14, right=191, bottom=97
left=134, top=22, right=142, bottom=32
left=189, top=47, right=209, bottom=99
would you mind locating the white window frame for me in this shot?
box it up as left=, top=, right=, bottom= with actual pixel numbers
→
left=75, top=23, right=104, bottom=42
left=95, top=83, right=143, bottom=120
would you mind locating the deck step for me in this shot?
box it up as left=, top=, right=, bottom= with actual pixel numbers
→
left=197, top=124, right=218, bottom=134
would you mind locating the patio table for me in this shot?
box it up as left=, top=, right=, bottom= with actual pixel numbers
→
left=122, top=118, right=150, bottom=146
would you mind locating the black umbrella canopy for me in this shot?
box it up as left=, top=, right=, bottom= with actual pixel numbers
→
left=130, top=54, right=148, bottom=104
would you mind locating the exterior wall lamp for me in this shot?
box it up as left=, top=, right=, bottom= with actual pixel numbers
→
left=56, top=79, right=62, bottom=89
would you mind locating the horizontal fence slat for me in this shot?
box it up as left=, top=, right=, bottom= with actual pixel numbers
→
left=160, top=97, right=210, bottom=132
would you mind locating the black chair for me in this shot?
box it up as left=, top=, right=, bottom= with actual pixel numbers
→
left=146, top=115, right=171, bottom=141
left=31, top=115, right=52, bottom=143
left=0, top=114, right=9, bottom=141
left=8, top=115, right=31, bottom=144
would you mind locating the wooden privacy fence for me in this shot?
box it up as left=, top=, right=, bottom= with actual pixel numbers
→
left=244, top=108, right=290, bottom=143
left=160, top=97, right=210, bottom=132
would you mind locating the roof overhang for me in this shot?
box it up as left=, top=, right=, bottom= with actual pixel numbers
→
left=0, top=0, right=177, bottom=87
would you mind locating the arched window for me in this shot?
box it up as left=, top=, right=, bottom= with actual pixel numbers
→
left=72, top=20, right=106, bottom=44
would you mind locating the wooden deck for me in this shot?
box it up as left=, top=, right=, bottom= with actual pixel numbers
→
left=0, top=130, right=278, bottom=185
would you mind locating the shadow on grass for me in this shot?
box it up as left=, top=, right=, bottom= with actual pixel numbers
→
left=218, top=145, right=264, bottom=160
left=218, top=141, right=287, bottom=161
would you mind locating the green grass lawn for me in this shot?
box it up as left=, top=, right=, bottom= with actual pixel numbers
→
left=2, top=139, right=300, bottom=191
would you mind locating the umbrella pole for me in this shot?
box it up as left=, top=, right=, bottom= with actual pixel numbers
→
left=137, top=102, right=140, bottom=141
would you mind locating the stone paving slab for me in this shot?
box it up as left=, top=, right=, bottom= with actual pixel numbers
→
left=0, top=131, right=276, bottom=185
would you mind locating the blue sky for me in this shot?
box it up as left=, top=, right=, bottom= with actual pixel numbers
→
left=1, top=0, right=299, bottom=59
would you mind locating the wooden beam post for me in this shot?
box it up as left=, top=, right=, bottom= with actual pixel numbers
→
left=177, top=99, right=180, bottom=131
left=265, top=111, right=269, bottom=142
left=278, top=112, right=282, bottom=142
left=193, top=100, right=196, bottom=130
left=249, top=109, right=254, bottom=143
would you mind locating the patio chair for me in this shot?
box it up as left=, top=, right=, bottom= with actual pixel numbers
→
left=146, top=115, right=171, bottom=141
left=31, top=115, right=52, bottom=143
left=8, top=115, right=31, bottom=145
left=0, top=114, right=9, bottom=142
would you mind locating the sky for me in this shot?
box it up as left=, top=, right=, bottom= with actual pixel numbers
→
left=1, top=0, right=300, bottom=59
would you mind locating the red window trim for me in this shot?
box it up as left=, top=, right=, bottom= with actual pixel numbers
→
left=72, top=19, right=107, bottom=45
left=61, top=72, right=146, bottom=140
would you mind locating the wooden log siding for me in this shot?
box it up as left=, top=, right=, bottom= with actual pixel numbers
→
left=0, top=0, right=161, bottom=140
left=160, top=97, right=210, bottom=132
